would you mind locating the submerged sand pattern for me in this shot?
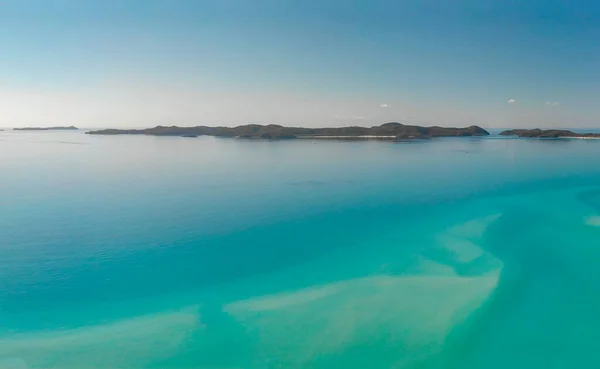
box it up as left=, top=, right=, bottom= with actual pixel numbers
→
left=0, top=308, right=201, bottom=369
left=224, top=215, right=504, bottom=368
left=0, top=215, right=503, bottom=368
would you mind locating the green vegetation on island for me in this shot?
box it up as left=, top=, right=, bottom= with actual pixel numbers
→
left=87, top=123, right=489, bottom=140
left=499, top=129, right=600, bottom=138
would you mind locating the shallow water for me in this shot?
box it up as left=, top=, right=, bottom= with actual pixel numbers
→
left=2, top=130, right=600, bottom=368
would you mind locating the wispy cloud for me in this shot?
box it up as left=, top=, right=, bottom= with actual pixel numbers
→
left=545, top=101, right=560, bottom=106
left=508, top=99, right=516, bottom=104
left=380, top=103, right=391, bottom=108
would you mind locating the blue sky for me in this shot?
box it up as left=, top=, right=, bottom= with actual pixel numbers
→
left=2, top=0, right=600, bottom=128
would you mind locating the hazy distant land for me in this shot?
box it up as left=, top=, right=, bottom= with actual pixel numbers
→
left=14, top=126, right=79, bottom=131
left=87, top=123, right=490, bottom=140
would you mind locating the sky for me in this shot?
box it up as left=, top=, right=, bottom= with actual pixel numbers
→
left=2, top=0, right=600, bottom=129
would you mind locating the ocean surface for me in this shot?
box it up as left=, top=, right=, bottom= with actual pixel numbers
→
left=2, top=129, right=600, bottom=368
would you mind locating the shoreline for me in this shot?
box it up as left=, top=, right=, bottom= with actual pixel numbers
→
left=85, top=123, right=490, bottom=140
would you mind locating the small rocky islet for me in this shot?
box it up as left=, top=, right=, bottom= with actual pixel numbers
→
left=86, top=123, right=490, bottom=140
left=499, top=128, right=600, bottom=138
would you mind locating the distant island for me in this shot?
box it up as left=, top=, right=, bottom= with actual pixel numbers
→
left=86, top=123, right=490, bottom=140
left=500, top=129, right=600, bottom=139
left=14, top=126, right=79, bottom=131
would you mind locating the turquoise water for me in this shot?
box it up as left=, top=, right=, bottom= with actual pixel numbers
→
left=2, top=130, right=600, bottom=368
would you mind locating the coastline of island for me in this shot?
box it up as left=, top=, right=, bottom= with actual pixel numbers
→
left=86, top=123, right=490, bottom=140
left=14, top=125, right=600, bottom=141
left=499, top=129, right=600, bottom=139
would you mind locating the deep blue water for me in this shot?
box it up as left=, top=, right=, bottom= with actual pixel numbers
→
left=2, top=130, right=600, bottom=368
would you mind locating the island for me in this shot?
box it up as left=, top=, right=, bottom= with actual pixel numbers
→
left=14, top=126, right=79, bottom=131
left=499, top=129, right=600, bottom=139
left=86, top=123, right=490, bottom=140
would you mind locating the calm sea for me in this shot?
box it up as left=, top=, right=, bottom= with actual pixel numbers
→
left=2, top=129, right=600, bottom=368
